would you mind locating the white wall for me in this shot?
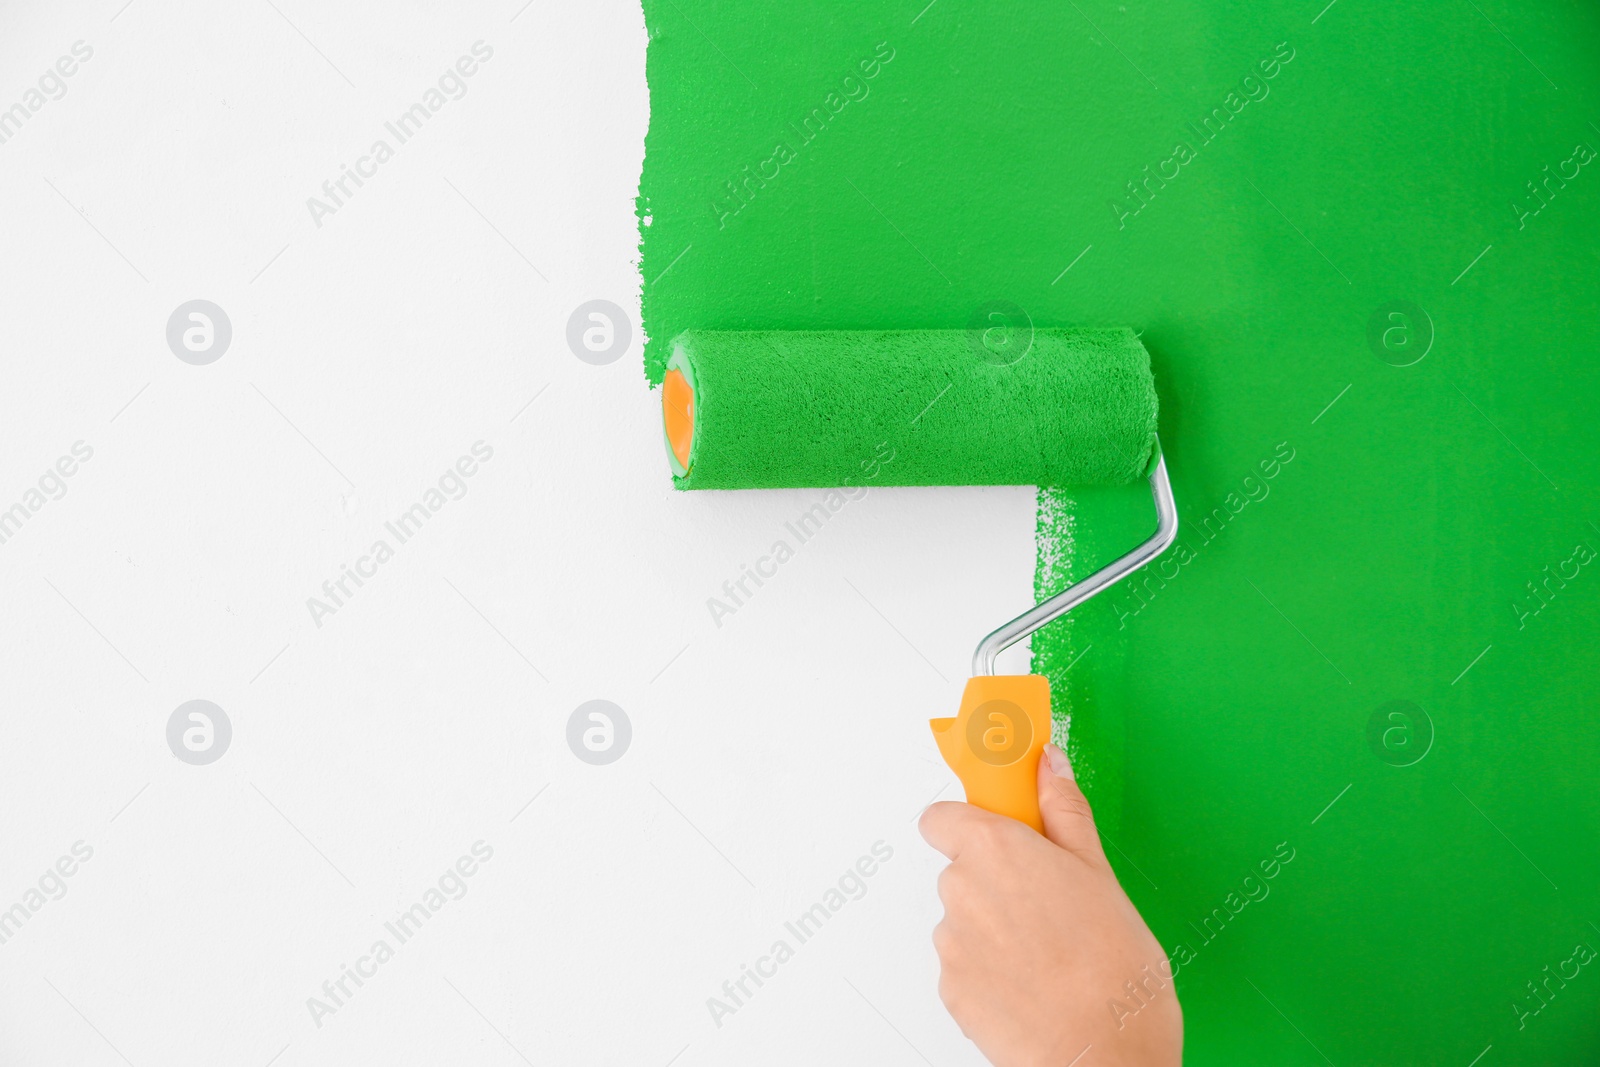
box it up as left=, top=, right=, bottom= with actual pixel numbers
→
left=0, top=2, right=1038, bottom=1062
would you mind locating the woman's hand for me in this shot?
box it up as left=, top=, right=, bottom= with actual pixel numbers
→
left=918, top=742, right=1182, bottom=1067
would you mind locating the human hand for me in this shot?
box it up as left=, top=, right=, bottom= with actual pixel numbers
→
left=918, top=742, right=1182, bottom=1067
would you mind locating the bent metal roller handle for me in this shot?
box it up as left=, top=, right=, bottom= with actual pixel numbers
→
left=657, top=327, right=1177, bottom=832
left=931, top=452, right=1177, bottom=831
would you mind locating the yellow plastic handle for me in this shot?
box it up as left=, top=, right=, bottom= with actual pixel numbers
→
left=930, top=675, right=1053, bottom=832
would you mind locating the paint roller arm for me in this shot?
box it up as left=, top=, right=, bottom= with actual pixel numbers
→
left=971, top=447, right=1177, bottom=676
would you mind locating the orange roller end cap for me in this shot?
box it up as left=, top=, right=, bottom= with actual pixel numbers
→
left=663, top=367, right=695, bottom=472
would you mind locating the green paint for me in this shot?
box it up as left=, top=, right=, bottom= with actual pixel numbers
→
left=1032, top=486, right=1126, bottom=835
left=638, top=1, right=1600, bottom=1061
left=666, top=328, right=1156, bottom=489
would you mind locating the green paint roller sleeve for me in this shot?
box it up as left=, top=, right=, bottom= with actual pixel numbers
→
left=660, top=328, right=1159, bottom=489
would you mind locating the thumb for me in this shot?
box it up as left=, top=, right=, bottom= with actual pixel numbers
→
left=1037, top=742, right=1109, bottom=864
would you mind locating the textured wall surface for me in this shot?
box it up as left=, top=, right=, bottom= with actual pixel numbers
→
left=639, top=1, right=1600, bottom=1062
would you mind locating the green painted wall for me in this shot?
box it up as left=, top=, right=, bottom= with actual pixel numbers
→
left=638, top=2, right=1600, bottom=1061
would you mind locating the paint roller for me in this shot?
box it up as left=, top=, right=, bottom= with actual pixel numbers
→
left=660, top=327, right=1177, bottom=831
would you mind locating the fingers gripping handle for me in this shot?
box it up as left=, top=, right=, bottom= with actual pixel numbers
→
left=930, top=675, right=1053, bottom=833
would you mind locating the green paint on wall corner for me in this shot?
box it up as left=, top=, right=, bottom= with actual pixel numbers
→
left=638, top=1, right=1600, bottom=1061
